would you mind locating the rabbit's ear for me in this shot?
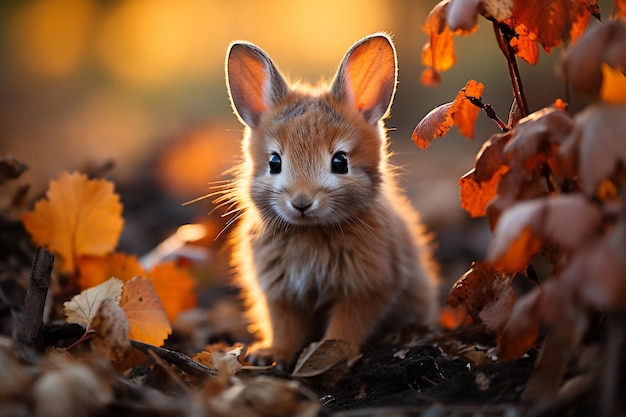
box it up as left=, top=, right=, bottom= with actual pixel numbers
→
left=226, top=42, right=288, bottom=127
left=331, top=33, right=397, bottom=124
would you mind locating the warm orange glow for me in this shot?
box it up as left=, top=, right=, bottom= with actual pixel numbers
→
left=9, top=0, right=96, bottom=77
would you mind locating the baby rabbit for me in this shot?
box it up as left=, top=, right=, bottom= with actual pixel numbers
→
left=223, top=33, right=438, bottom=368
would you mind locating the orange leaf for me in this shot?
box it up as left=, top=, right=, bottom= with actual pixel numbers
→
left=488, top=195, right=602, bottom=273
left=505, top=0, right=593, bottom=64
left=459, top=164, right=510, bottom=217
left=447, top=261, right=514, bottom=333
left=77, top=252, right=146, bottom=290
left=451, top=79, right=484, bottom=139
left=120, top=276, right=171, bottom=346
left=498, top=286, right=543, bottom=359
left=21, top=172, right=123, bottom=274
left=413, top=79, right=484, bottom=148
left=149, top=261, right=197, bottom=323
left=412, top=102, right=453, bottom=149
left=422, top=1, right=458, bottom=73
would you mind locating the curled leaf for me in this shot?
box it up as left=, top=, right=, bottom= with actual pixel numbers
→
left=64, top=277, right=124, bottom=328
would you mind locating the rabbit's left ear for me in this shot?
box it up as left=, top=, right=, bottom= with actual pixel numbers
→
left=331, top=33, right=397, bottom=124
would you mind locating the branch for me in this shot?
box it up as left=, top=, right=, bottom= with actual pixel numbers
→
left=130, top=340, right=218, bottom=379
left=18, top=247, right=54, bottom=350
left=492, top=21, right=529, bottom=117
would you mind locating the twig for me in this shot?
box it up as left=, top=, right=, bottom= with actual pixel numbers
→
left=492, top=21, right=529, bottom=117
left=463, top=92, right=509, bottom=132
left=130, top=339, right=218, bottom=378
left=18, top=247, right=54, bottom=350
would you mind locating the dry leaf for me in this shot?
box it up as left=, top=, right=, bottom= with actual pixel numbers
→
left=413, top=79, right=484, bottom=148
left=90, top=298, right=131, bottom=363
left=194, top=344, right=243, bottom=375
left=412, top=102, right=453, bottom=149
left=600, top=62, right=626, bottom=104
left=77, top=252, right=146, bottom=290
left=148, top=261, right=197, bottom=323
left=64, top=277, right=124, bottom=328
left=447, top=261, right=515, bottom=333
left=208, top=376, right=320, bottom=417
left=561, top=223, right=626, bottom=311
left=292, top=339, right=352, bottom=378
left=561, top=103, right=626, bottom=196
left=561, top=18, right=626, bottom=98
left=21, top=172, right=123, bottom=274
left=120, top=276, right=171, bottom=347
left=504, top=0, right=594, bottom=64
left=488, top=195, right=602, bottom=273
left=498, top=286, right=543, bottom=359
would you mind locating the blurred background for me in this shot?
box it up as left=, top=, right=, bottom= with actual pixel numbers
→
left=0, top=0, right=610, bottom=293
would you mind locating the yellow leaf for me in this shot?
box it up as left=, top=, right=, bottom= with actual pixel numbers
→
left=21, top=172, right=123, bottom=274
left=149, top=261, right=197, bottom=323
left=120, top=276, right=171, bottom=346
left=64, top=277, right=124, bottom=328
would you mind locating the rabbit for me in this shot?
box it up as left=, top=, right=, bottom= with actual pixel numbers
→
left=221, top=32, right=438, bottom=369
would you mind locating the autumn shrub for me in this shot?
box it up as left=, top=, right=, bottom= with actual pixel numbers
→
left=414, top=0, right=626, bottom=399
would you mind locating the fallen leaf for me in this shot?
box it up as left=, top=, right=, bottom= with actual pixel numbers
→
left=21, top=172, right=123, bottom=274
left=194, top=344, right=243, bottom=375
left=148, top=261, right=197, bottom=323
left=77, top=253, right=146, bottom=290
left=89, top=298, right=130, bottom=363
left=120, top=276, right=172, bottom=347
left=64, top=277, right=124, bottom=328
left=208, top=376, right=320, bottom=417
left=292, top=339, right=352, bottom=378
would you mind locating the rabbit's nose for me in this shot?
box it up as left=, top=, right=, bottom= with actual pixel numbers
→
left=290, top=194, right=313, bottom=213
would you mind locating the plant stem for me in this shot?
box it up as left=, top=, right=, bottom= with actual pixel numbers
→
left=492, top=21, right=529, bottom=117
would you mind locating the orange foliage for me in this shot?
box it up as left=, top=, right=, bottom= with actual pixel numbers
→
left=77, top=253, right=146, bottom=289
left=120, top=276, right=172, bottom=347
left=21, top=172, right=123, bottom=274
left=149, top=261, right=197, bottom=323
left=412, top=79, right=484, bottom=148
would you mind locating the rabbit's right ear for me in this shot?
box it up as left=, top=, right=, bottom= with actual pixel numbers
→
left=226, top=42, right=288, bottom=127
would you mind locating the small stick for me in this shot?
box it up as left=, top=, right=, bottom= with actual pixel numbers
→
left=130, top=339, right=218, bottom=378
left=18, top=247, right=54, bottom=350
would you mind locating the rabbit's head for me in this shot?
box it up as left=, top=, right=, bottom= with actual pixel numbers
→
left=226, top=34, right=397, bottom=228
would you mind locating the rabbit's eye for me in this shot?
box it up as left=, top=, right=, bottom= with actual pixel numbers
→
left=331, top=152, right=348, bottom=174
left=269, top=152, right=282, bottom=174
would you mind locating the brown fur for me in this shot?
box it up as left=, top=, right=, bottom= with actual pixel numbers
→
left=222, top=33, right=438, bottom=367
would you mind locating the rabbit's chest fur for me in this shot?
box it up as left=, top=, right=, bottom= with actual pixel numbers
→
left=248, top=212, right=393, bottom=305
